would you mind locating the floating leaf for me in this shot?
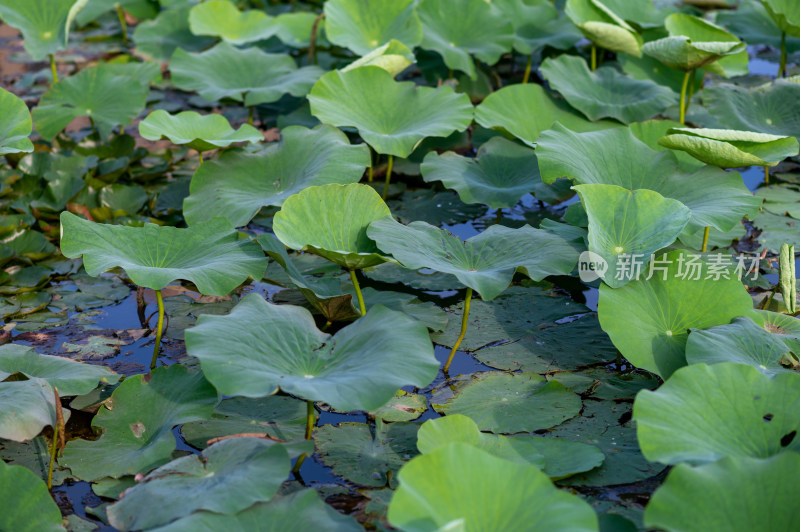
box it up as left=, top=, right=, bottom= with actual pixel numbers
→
left=133, top=6, right=215, bottom=61
left=564, top=0, right=642, bottom=57
left=0, top=461, right=65, bottom=532
left=703, top=81, right=800, bottom=140
left=0, top=87, right=33, bottom=154
left=0, top=0, right=86, bottom=60
left=184, top=126, right=370, bottom=227
left=138, top=110, right=262, bottom=152
left=60, top=212, right=267, bottom=295
left=188, top=0, right=278, bottom=45
left=308, top=66, right=473, bottom=157
left=369, top=390, right=428, bottom=422
left=323, top=0, right=422, bottom=56
left=659, top=128, right=800, bottom=168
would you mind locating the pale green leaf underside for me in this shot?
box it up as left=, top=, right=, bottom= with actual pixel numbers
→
left=0, top=87, right=33, bottom=154
left=138, top=110, right=262, bottom=152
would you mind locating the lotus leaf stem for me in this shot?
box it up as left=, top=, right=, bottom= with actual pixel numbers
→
left=248, top=106, right=254, bottom=126
left=49, top=55, right=58, bottom=84
left=679, top=70, right=692, bottom=125
left=47, top=387, right=63, bottom=490
left=349, top=269, right=367, bottom=315
left=381, top=154, right=394, bottom=200
left=116, top=6, right=128, bottom=43
left=46, top=422, right=58, bottom=489
left=590, top=45, right=597, bottom=71
left=701, top=226, right=710, bottom=253
left=780, top=32, right=787, bottom=78
left=308, top=13, right=324, bottom=65
left=765, top=166, right=770, bottom=185
left=198, top=151, right=204, bottom=165
left=150, top=289, right=165, bottom=369
left=522, top=54, right=532, bottom=84
left=367, top=147, right=374, bottom=182
left=443, top=287, right=473, bottom=373
left=685, top=71, right=695, bottom=116
left=292, top=401, right=317, bottom=473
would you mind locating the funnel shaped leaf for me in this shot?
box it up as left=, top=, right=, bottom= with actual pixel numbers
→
left=565, top=0, right=642, bottom=57
left=59, top=212, right=267, bottom=295
left=388, top=443, right=598, bottom=532
left=184, top=126, right=370, bottom=227
left=188, top=0, right=278, bottom=45
left=540, top=55, right=676, bottom=124
left=324, top=0, right=422, bottom=56
left=598, top=250, right=754, bottom=378
left=704, top=81, right=800, bottom=140
left=0, top=87, right=33, bottom=154
left=0, top=0, right=86, bottom=60
left=273, top=183, right=391, bottom=270
left=0, top=461, right=65, bottom=532
left=170, top=42, right=323, bottom=106
left=659, top=128, right=800, bottom=168
left=308, top=66, right=473, bottom=158
left=138, top=110, right=262, bottom=152
left=368, top=217, right=579, bottom=300
left=184, top=294, right=438, bottom=412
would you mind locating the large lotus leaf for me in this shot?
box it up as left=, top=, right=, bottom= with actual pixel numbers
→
left=564, top=0, right=642, bottom=57
left=703, top=81, right=800, bottom=141
left=430, top=372, right=582, bottom=434
left=686, top=316, right=797, bottom=376
left=61, top=365, right=218, bottom=480
left=763, top=0, right=800, bottom=36
left=324, top=0, right=422, bottom=56
left=138, top=110, right=262, bottom=152
left=308, top=66, right=473, bottom=158
left=645, top=453, right=800, bottom=532
left=133, top=7, right=215, bottom=61
left=75, top=0, right=158, bottom=26
left=149, top=488, right=362, bottom=532
left=540, top=55, right=676, bottom=124
left=491, top=0, right=582, bottom=54
left=388, top=443, right=598, bottom=532
left=0, top=87, right=33, bottom=154
left=574, top=184, right=691, bottom=288
left=634, top=363, right=800, bottom=464
left=170, top=42, right=323, bottom=107
left=368, top=217, right=578, bottom=301
left=315, top=422, right=419, bottom=487
left=184, top=294, right=438, bottom=412
left=642, top=14, right=747, bottom=77
left=715, top=0, right=800, bottom=51
left=659, top=128, right=800, bottom=168
left=32, top=64, right=149, bottom=141
left=184, top=126, right=370, bottom=227
left=0, top=461, right=65, bottom=532
left=537, top=125, right=761, bottom=234
left=273, top=12, right=328, bottom=48
left=474, top=84, right=621, bottom=147
left=417, top=0, right=513, bottom=80
left=59, top=212, right=267, bottom=295
left=598, top=249, right=754, bottom=378
left=0, top=0, right=86, bottom=60
left=272, top=183, right=390, bottom=270
left=0, top=344, right=119, bottom=395
left=0, top=378, right=69, bottom=442
left=108, top=439, right=290, bottom=531
left=421, top=136, right=548, bottom=209
left=188, top=0, right=278, bottom=44
left=341, top=39, right=416, bottom=78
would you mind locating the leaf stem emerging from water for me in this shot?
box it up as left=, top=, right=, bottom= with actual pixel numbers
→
left=765, top=166, right=770, bottom=186
left=522, top=54, right=532, bottom=83
left=381, top=154, right=394, bottom=200
left=116, top=6, right=128, bottom=43
left=780, top=32, right=787, bottom=78
left=350, top=269, right=367, bottom=316
left=292, top=401, right=317, bottom=473
left=443, top=287, right=473, bottom=373
left=150, top=289, right=165, bottom=369
left=701, top=226, right=710, bottom=253
left=308, top=13, right=324, bottom=65
left=679, top=69, right=692, bottom=125
left=49, top=54, right=58, bottom=84
left=248, top=106, right=254, bottom=126
left=590, top=45, right=597, bottom=71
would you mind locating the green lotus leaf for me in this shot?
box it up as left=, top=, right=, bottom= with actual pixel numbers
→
left=0, top=461, right=65, bottom=532
left=540, top=54, right=676, bottom=124
left=61, top=365, right=218, bottom=480
left=185, top=126, right=369, bottom=228
left=369, top=390, right=428, bottom=422
left=598, top=0, right=667, bottom=29
left=642, top=13, right=747, bottom=76
left=132, top=6, right=215, bottom=61
left=564, top=0, right=642, bottom=57
left=273, top=12, right=328, bottom=49
left=537, top=125, right=761, bottom=234
left=763, top=0, right=800, bottom=36
left=574, top=184, right=691, bottom=288
left=138, top=110, right=262, bottom=153
left=272, top=183, right=390, bottom=270
left=388, top=443, right=598, bottom=532
left=686, top=316, right=797, bottom=375
left=628, top=119, right=706, bottom=171
left=184, top=294, right=439, bottom=412
left=659, top=128, right=800, bottom=168
left=421, top=136, right=552, bottom=209
left=75, top=0, right=158, bottom=26
left=645, top=453, right=800, bottom=532
left=703, top=81, right=800, bottom=140
left=598, top=249, right=754, bottom=378
left=32, top=63, right=149, bottom=141
left=715, top=0, right=800, bottom=51
left=0, top=344, right=119, bottom=395
left=368, top=217, right=578, bottom=301
left=323, top=0, right=422, bottom=56
left=59, top=212, right=267, bottom=295
left=170, top=42, right=324, bottom=107
left=148, top=488, right=362, bottom=532
left=430, top=372, right=582, bottom=433
left=491, top=0, right=582, bottom=55
left=0, top=0, right=86, bottom=60
left=634, top=363, right=800, bottom=464
left=341, top=40, right=416, bottom=78
left=0, top=87, right=33, bottom=154
left=417, top=0, right=513, bottom=80
left=0, top=378, right=70, bottom=442
left=188, top=0, right=278, bottom=45
left=308, top=66, right=473, bottom=158
left=753, top=211, right=800, bottom=253
left=748, top=309, right=800, bottom=352
left=108, top=439, right=291, bottom=531
left=474, top=84, right=621, bottom=147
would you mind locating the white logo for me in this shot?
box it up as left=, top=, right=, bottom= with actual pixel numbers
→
left=578, top=251, right=608, bottom=282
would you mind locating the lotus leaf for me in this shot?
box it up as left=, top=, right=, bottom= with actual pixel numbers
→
left=715, top=0, right=800, bottom=51
left=0, top=87, right=33, bottom=154
left=659, top=128, right=800, bottom=168
left=564, top=0, right=642, bottom=57
left=273, top=12, right=328, bottom=49
left=491, top=0, right=582, bottom=55
left=0, top=378, right=69, bottom=442
left=703, top=81, right=800, bottom=140
left=0, top=461, right=65, bottom=532
left=184, top=126, right=370, bottom=227
left=132, top=6, right=215, bottom=61
left=763, top=0, right=800, bottom=37
left=75, top=0, right=158, bottom=26
left=341, top=40, right=416, bottom=78
left=0, top=0, right=86, bottom=60
left=138, top=110, right=262, bottom=152
left=188, top=0, right=278, bottom=45
left=308, top=66, right=473, bottom=158
left=324, top=0, right=422, bottom=56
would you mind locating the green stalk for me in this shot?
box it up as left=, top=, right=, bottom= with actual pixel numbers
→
left=701, top=226, right=710, bottom=253
left=248, top=106, right=254, bottom=126
left=291, top=400, right=316, bottom=473
left=367, top=147, right=374, bottom=182
left=591, top=45, right=597, bottom=71
left=150, top=289, right=165, bottom=369
left=308, top=12, right=324, bottom=65
left=522, top=54, right=532, bottom=83
left=46, top=423, right=58, bottom=490
left=443, top=288, right=473, bottom=373
left=349, top=269, right=366, bottom=316
left=49, top=54, right=58, bottom=83
left=679, top=69, right=692, bottom=125
left=381, top=154, right=394, bottom=200
left=116, top=6, right=128, bottom=43
left=765, top=166, right=770, bottom=186
left=780, top=32, right=787, bottom=78
left=198, top=151, right=204, bottom=165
